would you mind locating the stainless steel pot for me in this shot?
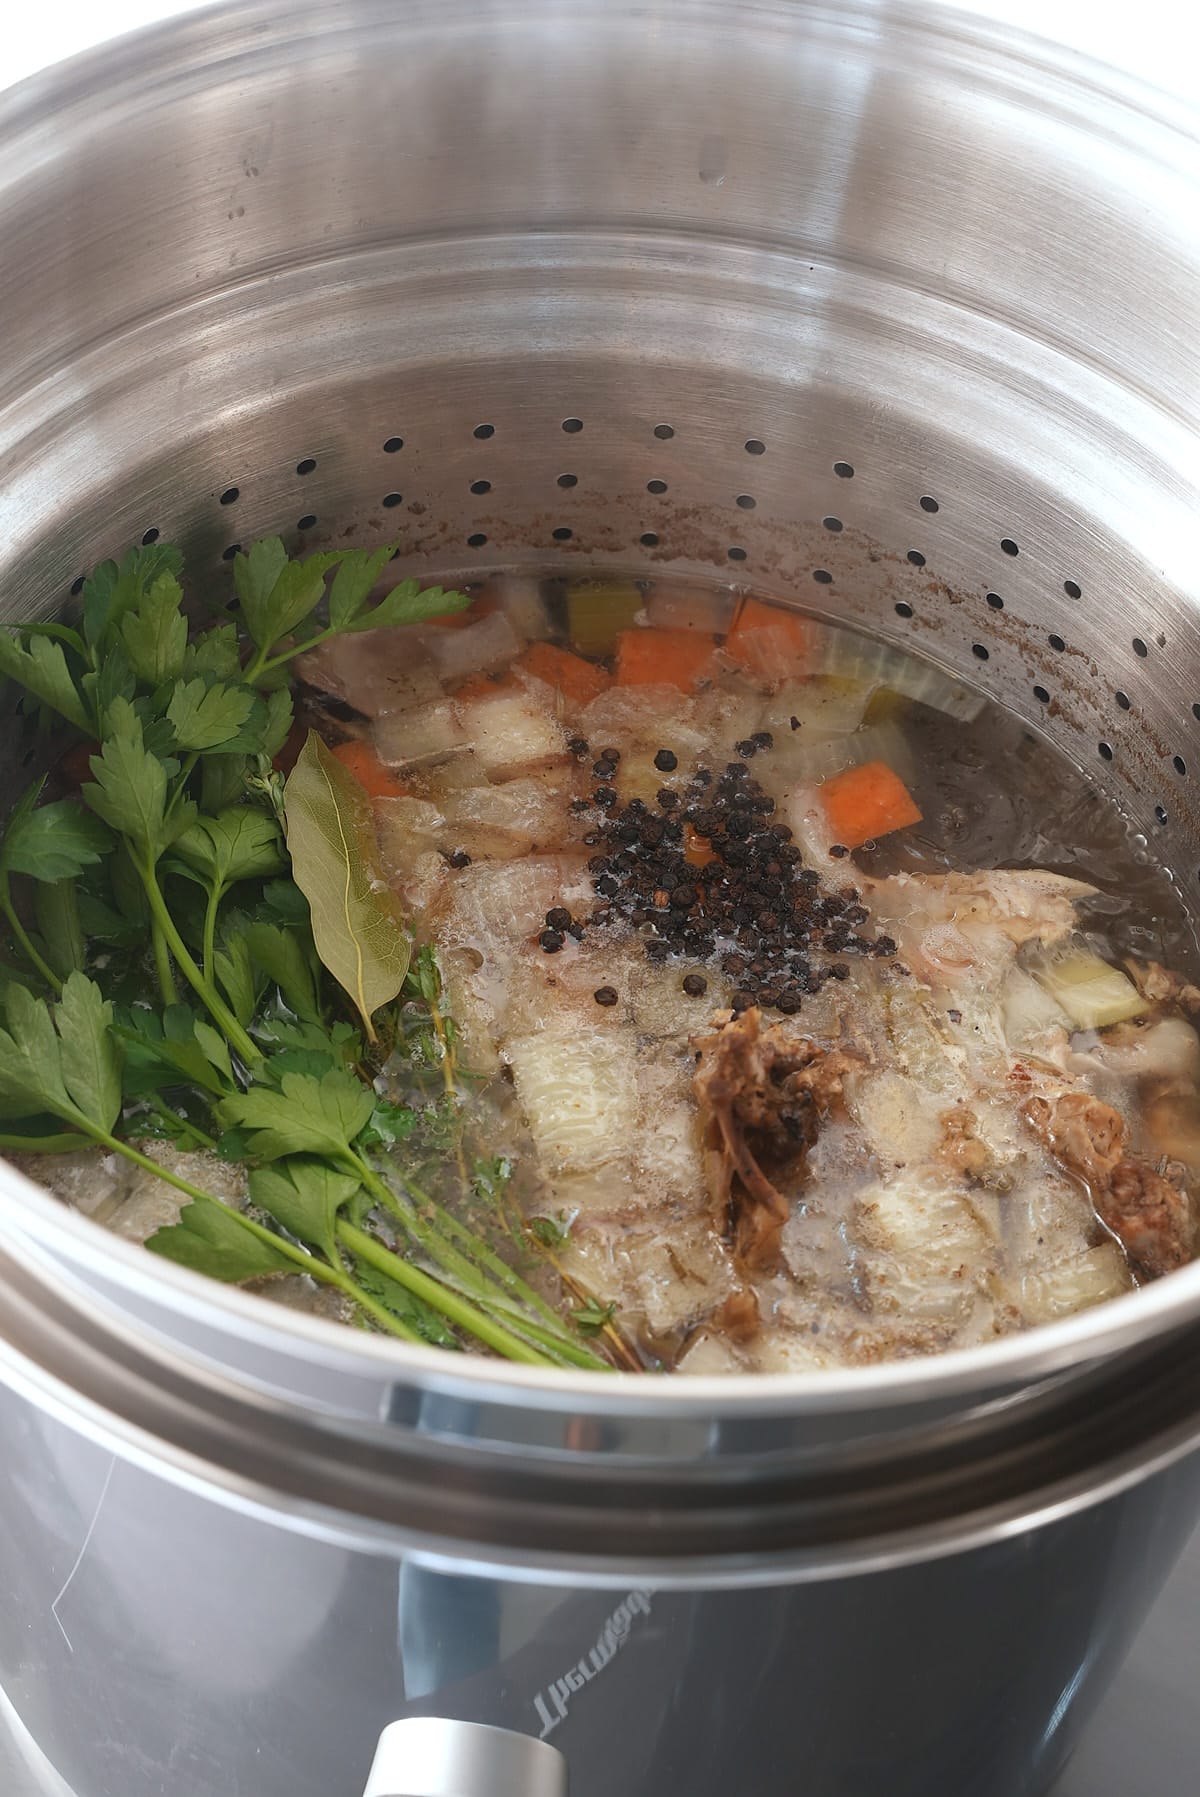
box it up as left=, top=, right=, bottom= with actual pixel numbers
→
left=1, top=4, right=1199, bottom=1794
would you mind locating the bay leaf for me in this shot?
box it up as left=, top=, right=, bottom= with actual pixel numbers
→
left=282, top=732, right=410, bottom=1039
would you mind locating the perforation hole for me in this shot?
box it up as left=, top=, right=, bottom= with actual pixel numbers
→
left=70, top=576, right=85, bottom=596
left=467, top=533, right=488, bottom=548
left=1133, top=637, right=1148, bottom=658
left=653, top=423, right=675, bottom=440
left=727, top=546, right=748, bottom=562
left=640, top=532, right=660, bottom=548
left=647, top=479, right=668, bottom=495
left=812, top=568, right=833, bottom=585
left=1048, top=634, right=1065, bottom=652
left=383, top=437, right=404, bottom=453
left=222, top=544, right=241, bottom=561
left=470, top=479, right=491, bottom=496
left=557, top=473, right=578, bottom=489
left=833, top=461, right=854, bottom=478
left=895, top=601, right=913, bottom=619
left=744, top=439, right=766, bottom=456
left=552, top=527, right=573, bottom=542
left=382, top=493, right=403, bottom=508
left=919, top=496, right=939, bottom=514
left=986, top=592, right=1003, bottom=610
left=1174, top=756, right=1187, bottom=777
left=972, top=643, right=989, bottom=661
left=296, top=457, right=317, bottom=476
left=822, top=516, right=843, bottom=532
left=297, top=514, right=317, bottom=531
left=561, top=417, right=584, bottom=434
left=1098, top=741, right=1114, bottom=762
left=1116, top=691, right=1132, bottom=711
left=473, top=423, right=495, bottom=441
left=1064, top=579, right=1082, bottom=599
left=906, top=550, right=925, bottom=567
left=141, top=528, right=160, bottom=546
left=219, top=486, right=239, bottom=506
left=1001, top=538, right=1019, bottom=557
left=1033, top=685, right=1050, bottom=704
left=736, top=494, right=756, bottom=510
left=1155, top=803, right=1169, bottom=824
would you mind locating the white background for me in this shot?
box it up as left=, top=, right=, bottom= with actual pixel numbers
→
left=5, top=0, right=1200, bottom=98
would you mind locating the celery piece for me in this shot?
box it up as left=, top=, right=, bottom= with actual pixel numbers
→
left=566, top=581, right=644, bottom=658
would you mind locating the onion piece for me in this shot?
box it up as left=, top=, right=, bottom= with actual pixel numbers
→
left=1028, top=944, right=1149, bottom=1030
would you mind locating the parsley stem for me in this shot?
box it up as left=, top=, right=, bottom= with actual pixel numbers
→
left=151, top=916, right=178, bottom=1006
left=245, top=628, right=334, bottom=686
left=404, top=1173, right=603, bottom=1357
left=337, top=1219, right=555, bottom=1366
left=164, top=751, right=200, bottom=822
left=138, top=859, right=261, bottom=1064
left=0, top=1131, right=92, bottom=1154
left=348, top=1161, right=609, bottom=1370
left=0, top=875, right=62, bottom=995
left=202, top=881, right=223, bottom=983
left=83, top=1126, right=419, bottom=1342
left=145, top=1096, right=216, bottom=1150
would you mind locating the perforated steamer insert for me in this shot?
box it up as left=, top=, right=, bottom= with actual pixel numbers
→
left=2, top=7, right=1200, bottom=1797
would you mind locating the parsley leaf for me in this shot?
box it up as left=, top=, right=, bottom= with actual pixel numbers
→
left=56, top=972, right=123, bottom=1132
left=184, top=624, right=241, bottom=681
left=167, top=678, right=258, bottom=752
left=326, top=547, right=398, bottom=631
left=82, top=544, right=184, bottom=652
left=0, top=781, right=112, bottom=881
left=248, top=1157, right=359, bottom=1262
left=83, top=701, right=192, bottom=862
left=236, top=920, right=319, bottom=1021
left=233, top=539, right=341, bottom=652
left=213, top=931, right=261, bottom=1027
left=146, top=1195, right=298, bottom=1282
left=219, top=1069, right=375, bottom=1160
left=0, top=976, right=121, bottom=1134
left=35, top=879, right=86, bottom=981
left=15, top=805, right=112, bottom=881
left=119, top=574, right=188, bottom=685
left=350, top=1259, right=459, bottom=1347
left=352, top=579, right=471, bottom=634
left=174, top=809, right=285, bottom=889
left=0, top=632, right=90, bottom=732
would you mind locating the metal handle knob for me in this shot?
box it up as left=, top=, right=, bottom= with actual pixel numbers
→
left=363, top=1718, right=568, bottom=1797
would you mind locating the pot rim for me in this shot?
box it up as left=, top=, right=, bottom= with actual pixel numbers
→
left=5, top=1153, right=1199, bottom=1417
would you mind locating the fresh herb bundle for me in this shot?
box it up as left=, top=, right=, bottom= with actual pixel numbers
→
left=0, top=538, right=617, bottom=1371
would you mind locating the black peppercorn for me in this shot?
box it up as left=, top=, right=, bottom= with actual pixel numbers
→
left=545, top=907, right=572, bottom=931
left=682, top=973, right=708, bottom=996
left=653, top=748, right=678, bottom=772
left=539, top=929, right=565, bottom=953
left=593, top=986, right=619, bottom=1007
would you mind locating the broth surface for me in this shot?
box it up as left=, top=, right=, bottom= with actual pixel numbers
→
left=302, top=573, right=1199, bottom=1371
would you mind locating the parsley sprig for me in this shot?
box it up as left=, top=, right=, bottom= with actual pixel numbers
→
left=0, top=539, right=616, bottom=1370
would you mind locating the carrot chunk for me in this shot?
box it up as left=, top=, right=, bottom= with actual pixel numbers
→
left=816, top=759, right=922, bottom=850
left=724, top=597, right=812, bottom=682
left=514, top=640, right=611, bottom=708
left=615, top=626, right=717, bottom=690
left=329, top=739, right=409, bottom=799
